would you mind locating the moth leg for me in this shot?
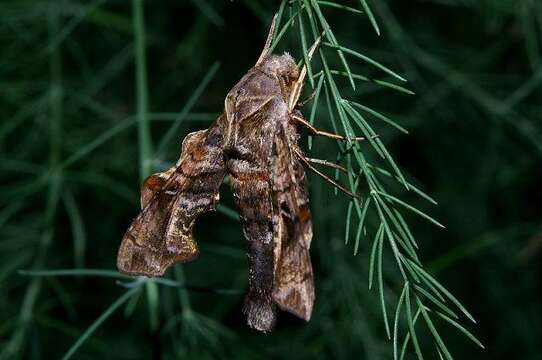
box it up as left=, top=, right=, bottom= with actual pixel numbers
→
left=293, top=147, right=360, bottom=199
left=296, top=89, right=317, bottom=108
left=292, top=114, right=366, bottom=142
left=303, top=157, right=348, bottom=173
left=228, top=163, right=276, bottom=332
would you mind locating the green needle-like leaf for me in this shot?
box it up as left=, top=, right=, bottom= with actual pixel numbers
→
left=318, top=1, right=364, bottom=14
left=324, top=43, right=406, bottom=82
left=417, top=298, right=453, bottom=360
left=354, top=196, right=372, bottom=255
left=394, top=284, right=408, bottom=360
left=377, top=222, right=391, bottom=339
left=368, top=222, right=382, bottom=290
left=348, top=100, right=409, bottom=134
left=357, top=0, right=380, bottom=35
left=408, top=260, right=476, bottom=323
left=376, top=191, right=445, bottom=228
left=405, top=284, right=424, bottom=360
left=434, top=311, right=485, bottom=349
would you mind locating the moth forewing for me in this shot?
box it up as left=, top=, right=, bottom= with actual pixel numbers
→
left=117, top=173, right=190, bottom=277
left=140, top=167, right=176, bottom=209
left=117, top=122, right=227, bottom=277
left=270, top=125, right=315, bottom=321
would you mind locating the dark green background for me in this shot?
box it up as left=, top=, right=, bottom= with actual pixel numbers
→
left=1, top=0, right=541, bottom=359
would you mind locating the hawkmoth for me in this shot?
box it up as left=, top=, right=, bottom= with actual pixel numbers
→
left=117, top=16, right=363, bottom=332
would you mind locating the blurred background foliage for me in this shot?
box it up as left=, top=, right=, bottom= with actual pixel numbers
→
left=1, top=0, right=541, bottom=359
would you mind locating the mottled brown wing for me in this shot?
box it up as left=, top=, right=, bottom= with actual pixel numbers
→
left=117, top=117, right=226, bottom=277
left=271, top=123, right=314, bottom=321
left=140, top=167, right=176, bottom=209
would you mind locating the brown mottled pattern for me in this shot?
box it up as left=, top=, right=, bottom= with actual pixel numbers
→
left=117, top=117, right=227, bottom=277
left=270, top=123, right=314, bottom=322
left=117, top=34, right=316, bottom=332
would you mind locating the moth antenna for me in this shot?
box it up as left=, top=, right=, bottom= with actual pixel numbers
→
left=293, top=148, right=360, bottom=198
left=288, top=33, right=324, bottom=111
left=255, top=14, right=278, bottom=66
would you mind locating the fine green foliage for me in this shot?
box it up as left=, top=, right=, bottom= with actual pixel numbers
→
left=276, top=1, right=480, bottom=358
left=1, top=0, right=541, bottom=359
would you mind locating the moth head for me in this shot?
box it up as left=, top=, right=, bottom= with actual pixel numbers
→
left=259, top=53, right=300, bottom=98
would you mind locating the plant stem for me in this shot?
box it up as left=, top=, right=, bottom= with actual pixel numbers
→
left=132, top=0, right=159, bottom=332
left=133, top=0, right=152, bottom=182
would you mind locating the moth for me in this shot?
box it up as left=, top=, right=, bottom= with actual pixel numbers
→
left=117, top=16, right=363, bottom=332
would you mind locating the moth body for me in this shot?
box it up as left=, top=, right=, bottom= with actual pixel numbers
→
left=118, top=16, right=318, bottom=333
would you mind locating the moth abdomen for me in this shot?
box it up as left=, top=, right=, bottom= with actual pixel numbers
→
left=244, top=235, right=277, bottom=332
left=243, top=290, right=276, bottom=332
